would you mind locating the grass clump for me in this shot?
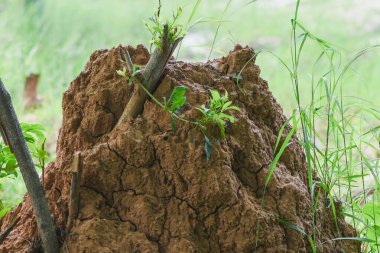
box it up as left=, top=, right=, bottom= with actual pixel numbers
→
left=257, top=0, right=380, bottom=251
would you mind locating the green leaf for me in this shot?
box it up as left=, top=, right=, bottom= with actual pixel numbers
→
left=219, top=113, right=235, bottom=122
left=116, top=68, right=127, bottom=77
left=168, top=86, right=188, bottom=112
left=221, top=101, right=232, bottom=112
left=204, top=135, right=212, bottom=161
left=0, top=207, right=11, bottom=219
left=225, top=105, right=240, bottom=111
left=38, top=149, right=47, bottom=160
left=210, top=90, right=220, bottom=102
left=21, top=123, right=46, bottom=142
left=331, top=237, right=376, bottom=243
left=265, top=115, right=298, bottom=189
left=5, top=158, right=17, bottom=173
left=280, top=220, right=316, bottom=252
left=362, top=203, right=380, bottom=222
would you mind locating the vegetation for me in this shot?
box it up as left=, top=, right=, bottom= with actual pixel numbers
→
left=117, top=68, right=240, bottom=160
left=117, top=3, right=240, bottom=159
left=144, top=6, right=186, bottom=50
left=258, top=0, right=380, bottom=251
left=0, top=123, right=47, bottom=218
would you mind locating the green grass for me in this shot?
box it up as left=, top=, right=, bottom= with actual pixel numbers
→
left=0, top=0, right=379, bottom=251
left=259, top=1, right=380, bottom=251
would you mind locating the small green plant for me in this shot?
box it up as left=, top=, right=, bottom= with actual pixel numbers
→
left=116, top=64, right=141, bottom=86
left=197, top=90, right=240, bottom=139
left=144, top=6, right=186, bottom=50
left=117, top=63, right=240, bottom=160
left=163, top=85, right=189, bottom=132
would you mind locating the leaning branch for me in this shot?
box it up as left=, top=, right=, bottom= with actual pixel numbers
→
left=117, top=25, right=182, bottom=124
left=0, top=217, right=20, bottom=244
left=0, top=79, right=59, bottom=253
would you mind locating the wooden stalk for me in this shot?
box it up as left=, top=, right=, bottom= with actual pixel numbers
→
left=66, top=152, right=82, bottom=234
left=118, top=25, right=182, bottom=124
left=0, top=79, right=59, bottom=252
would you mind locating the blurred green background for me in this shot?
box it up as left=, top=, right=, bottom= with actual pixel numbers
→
left=0, top=0, right=379, bottom=206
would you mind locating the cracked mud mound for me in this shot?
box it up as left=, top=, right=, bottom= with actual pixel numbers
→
left=0, top=45, right=358, bottom=252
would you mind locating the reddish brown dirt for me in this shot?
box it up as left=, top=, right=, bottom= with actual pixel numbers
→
left=0, top=45, right=358, bottom=253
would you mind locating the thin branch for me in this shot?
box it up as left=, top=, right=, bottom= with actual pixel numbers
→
left=0, top=217, right=21, bottom=244
left=66, top=152, right=82, bottom=234
left=0, top=79, right=59, bottom=253
left=157, top=0, right=162, bottom=18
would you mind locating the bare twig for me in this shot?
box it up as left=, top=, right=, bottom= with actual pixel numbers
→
left=0, top=217, right=21, bottom=244
left=0, top=79, right=59, bottom=253
left=157, top=0, right=162, bottom=18
left=66, top=152, right=82, bottom=234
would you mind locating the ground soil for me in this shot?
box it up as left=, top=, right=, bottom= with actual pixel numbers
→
left=0, top=45, right=359, bottom=252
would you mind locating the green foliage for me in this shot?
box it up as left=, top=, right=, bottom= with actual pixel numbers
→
left=118, top=58, right=240, bottom=160
left=144, top=6, right=186, bottom=50
left=0, top=143, right=17, bottom=178
left=164, top=86, right=188, bottom=113
left=0, top=123, right=48, bottom=217
left=359, top=202, right=380, bottom=251
left=163, top=86, right=189, bottom=132
left=197, top=90, right=240, bottom=139
left=256, top=0, right=380, bottom=251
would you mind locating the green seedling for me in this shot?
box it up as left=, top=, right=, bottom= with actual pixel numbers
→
left=117, top=64, right=141, bottom=86
left=144, top=6, right=186, bottom=49
left=197, top=89, right=240, bottom=139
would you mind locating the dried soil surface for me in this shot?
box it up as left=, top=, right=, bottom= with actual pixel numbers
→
left=0, top=45, right=358, bottom=253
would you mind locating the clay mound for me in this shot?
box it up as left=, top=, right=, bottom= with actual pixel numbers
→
left=0, top=45, right=358, bottom=253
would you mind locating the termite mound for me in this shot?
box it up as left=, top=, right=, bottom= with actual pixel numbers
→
left=0, top=45, right=358, bottom=252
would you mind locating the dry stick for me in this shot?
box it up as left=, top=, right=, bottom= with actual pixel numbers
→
left=66, top=152, right=82, bottom=234
left=0, top=216, right=21, bottom=244
left=0, top=79, right=59, bottom=253
left=117, top=25, right=183, bottom=124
